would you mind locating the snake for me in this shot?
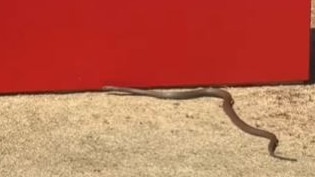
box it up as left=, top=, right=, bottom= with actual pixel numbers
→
left=103, top=86, right=296, bottom=161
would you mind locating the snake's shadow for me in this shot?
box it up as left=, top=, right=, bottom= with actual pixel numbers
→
left=106, top=92, right=139, bottom=97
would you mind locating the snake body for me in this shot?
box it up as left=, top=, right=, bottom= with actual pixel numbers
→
left=103, top=86, right=296, bottom=161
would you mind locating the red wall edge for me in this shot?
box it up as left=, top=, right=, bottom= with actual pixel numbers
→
left=0, top=0, right=310, bottom=94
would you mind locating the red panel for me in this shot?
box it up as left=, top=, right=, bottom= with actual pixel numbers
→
left=0, top=0, right=310, bottom=94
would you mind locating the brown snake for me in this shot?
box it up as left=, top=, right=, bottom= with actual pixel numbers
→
left=103, top=86, right=296, bottom=161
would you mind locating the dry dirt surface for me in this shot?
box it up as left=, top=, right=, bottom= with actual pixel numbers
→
left=1, top=3, right=314, bottom=177
left=0, top=85, right=315, bottom=177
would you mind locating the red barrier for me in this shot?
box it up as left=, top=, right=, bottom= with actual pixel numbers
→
left=0, top=0, right=310, bottom=94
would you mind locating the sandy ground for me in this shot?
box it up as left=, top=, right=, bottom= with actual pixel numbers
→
left=1, top=85, right=315, bottom=177
left=1, top=2, right=315, bottom=177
